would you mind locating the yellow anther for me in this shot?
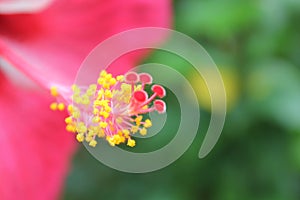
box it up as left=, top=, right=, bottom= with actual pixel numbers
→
left=99, top=121, right=108, bottom=128
left=50, top=102, right=58, bottom=111
left=131, top=126, right=139, bottom=134
left=86, top=90, right=95, bottom=96
left=66, top=124, right=76, bottom=132
left=93, top=100, right=100, bottom=106
left=104, top=106, right=111, bottom=113
left=94, top=99, right=108, bottom=107
left=71, top=84, right=80, bottom=94
left=88, top=130, right=95, bottom=137
left=116, top=75, right=124, bottom=81
left=50, top=86, right=59, bottom=97
left=100, top=70, right=107, bottom=77
left=134, top=85, right=142, bottom=91
left=99, top=111, right=109, bottom=119
left=73, top=95, right=82, bottom=104
left=109, top=78, right=116, bottom=85
left=92, top=116, right=100, bottom=123
left=89, top=140, right=97, bottom=147
left=81, top=96, right=90, bottom=105
left=103, top=83, right=110, bottom=89
left=76, top=122, right=87, bottom=133
left=112, top=134, right=122, bottom=145
left=67, top=105, right=73, bottom=113
left=140, top=127, right=147, bottom=136
left=89, top=126, right=100, bottom=133
left=93, top=108, right=99, bottom=115
left=104, top=90, right=112, bottom=98
left=97, top=77, right=104, bottom=85
left=72, top=110, right=80, bottom=119
left=97, top=89, right=104, bottom=97
left=142, top=105, right=149, bottom=110
left=106, top=136, right=116, bottom=146
left=57, top=103, right=65, bottom=111
left=121, top=83, right=131, bottom=92
left=89, top=84, right=97, bottom=90
left=98, top=129, right=105, bottom=137
left=105, top=73, right=112, bottom=80
left=120, top=136, right=126, bottom=143
left=135, top=115, right=143, bottom=125
left=103, top=112, right=110, bottom=119
left=85, top=136, right=93, bottom=142
left=127, top=138, right=136, bottom=147
left=144, top=119, right=152, bottom=128
left=122, top=129, right=130, bottom=136
left=65, top=116, right=73, bottom=124
left=76, top=133, right=84, bottom=142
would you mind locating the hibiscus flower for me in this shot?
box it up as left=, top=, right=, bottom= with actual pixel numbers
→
left=0, top=0, right=171, bottom=199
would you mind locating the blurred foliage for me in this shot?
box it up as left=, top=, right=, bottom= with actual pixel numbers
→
left=63, top=0, right=300, bottom=199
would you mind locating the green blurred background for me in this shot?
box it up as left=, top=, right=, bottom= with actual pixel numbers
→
left=63, top=0, right=300, bottom=199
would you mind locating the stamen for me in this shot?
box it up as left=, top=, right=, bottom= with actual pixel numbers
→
left=50, top=70, right=166, bottom=148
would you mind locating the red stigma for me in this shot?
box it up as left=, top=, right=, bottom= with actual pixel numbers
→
left=152, top=85, right=166, bottom=98
left=154, top=100, right=166, bottom=113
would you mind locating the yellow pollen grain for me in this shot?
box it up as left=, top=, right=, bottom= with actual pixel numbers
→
left=65, top=116, right=73, bottom=124
left=50, top=86, right=59, bottom=97
left=67, top=105, right=73, bottom=113
left=140, top=127, right=147, bottom=136
left=127, top=138, right=136, bottom=147
left=88, top=130, right=95, bottom=137
left=135, top=115, right=143, bottom=125
left=100, top=70, right=107, bottom=77
left=66, top=124, right=76, bottom=132
left=131, top=126, right=139, bottom=134
left=57, top=103, right=65, bottom=111
left=76, top=122, right=87, bottom=133
left=104, top=90, right=112, bottom=98
left=99, top=121, right=108, bottom=128
left=50, top=102, right=58, bottom=111
left=92, top=116, right=100, bottom=123
left=72, top=110, right=81, bottom=119
left=103, top=112, right=110, bottom=119
left=122, top=129, right=130, bottom=136
left=89, top=140, right=97, bottom=147
left=144, top=119, right=152, bottom=128
left=106, top=136, right=116, bottom=146
left=85, top=136, right=93, bottom=142
left=112, top=135, right=122, bottom=145
left=93, top=108, right=99, bottom=115
left=116, top=75, right=124, bottom=81
left=97, top=89, right=104, bottom=97
left=109, top=78, right=116, bottom=85
left=104, top=106, right=111, bottom=113
left=81, top=95, right=90, bottom=105
left=142, top=105, right=149, bottom=110
left=98, top=129, right=105, bottom=137
left=76, top=133, right=84, bottom=142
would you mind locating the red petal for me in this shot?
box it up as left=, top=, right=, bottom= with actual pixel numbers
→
left=0, top=0, right=171, bottom=89
left=0, top=72, right=76, bottom=200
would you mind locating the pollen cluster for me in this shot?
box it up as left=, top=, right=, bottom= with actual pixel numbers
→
left=50, top=70, right=166, bottom=147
